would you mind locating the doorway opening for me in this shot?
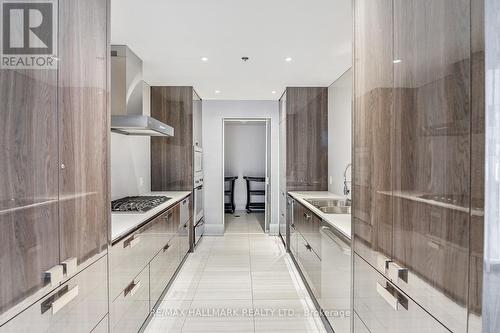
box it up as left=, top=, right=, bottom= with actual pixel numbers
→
left=223, top=118, right=271, bottom=234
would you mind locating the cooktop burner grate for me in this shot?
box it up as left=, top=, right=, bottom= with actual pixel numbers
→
left=111, top=196, right=170, bottom=213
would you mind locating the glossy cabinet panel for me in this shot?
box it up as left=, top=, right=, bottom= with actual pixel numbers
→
left=319, top=223, right=351, bottom=333
left=151, top=87, right=194, bottom=191
left=110, top=218, right=159, bottom=300
left=150, top=236, right=181, bottom=308
left=178, top=218, right=191, bottom=259
left=91, top=316, right=109, bottom=333
left=0, top=0, right=109, bottom=324
left=353, top=254, right=448, bottom=333
left=286, top=87, right=328, bottom=191
left=111, top=266, right=150, bottom=333
left=279, top=94, right=287, bottom=243
left=193, top=91, right=203, bottom=148
left=352, top=0, right=394, bottom=273
left=58, top=0, right=109, bottom=268
left=297, top=233, right=321, bottom=299
left=1, top=256, right=108, bottom=333
left=391, top=0, right=471, bottom=331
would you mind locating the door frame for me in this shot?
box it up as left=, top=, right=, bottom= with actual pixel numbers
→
left=222, top=117, right=271, bottom=233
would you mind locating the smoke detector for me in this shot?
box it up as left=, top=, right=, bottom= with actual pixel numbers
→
left=241, top=57, right=249, bottom=62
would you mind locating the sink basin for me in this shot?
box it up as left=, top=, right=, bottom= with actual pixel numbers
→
left=304, top=198, right=352, bottom=214
left=318, top=206, right=351, bottom=214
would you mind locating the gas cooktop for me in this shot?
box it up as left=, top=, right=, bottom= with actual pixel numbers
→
left=111, top=196, right=170, bottom=213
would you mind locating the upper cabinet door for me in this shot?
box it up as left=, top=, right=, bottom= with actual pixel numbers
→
left=392, top=0, right=471, bottom=331
left=286, top=87, right=328, bottom=191
left=193, top=90, right=202, bottom=148
left=352, top=0, right=394, bottom=271
left=0, top=68, right=60, bottom=318
left=58, top=0, right=109, bottom=266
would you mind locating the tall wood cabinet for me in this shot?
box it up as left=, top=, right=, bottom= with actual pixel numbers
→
left=0, top=0, right=109, bottom=329
left=285, top=87, right=328, bottom=192
left=151, top=86, right=199, bottom=191
left=353, top=0, right=484, bottom=332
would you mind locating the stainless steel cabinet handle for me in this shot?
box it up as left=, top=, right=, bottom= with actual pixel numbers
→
left=44, top=265, right=64, bottom=287
left=124, top=280, right=142, bottom=297
left=305, top=243, right=312, bottom=251
left=124, top=235, right=140, bottom=248
left=51, top=286, right=79, bottom=314
left=388, top=262, right=408, bottom=283
left=304, top=213, right=311, bottom=220
left=162, top=243, right=171, bottom=252
left=376, top=282, right=408, bottom=311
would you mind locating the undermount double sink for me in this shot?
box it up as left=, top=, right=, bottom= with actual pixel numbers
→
left=304, top=198, right=352, bottom=214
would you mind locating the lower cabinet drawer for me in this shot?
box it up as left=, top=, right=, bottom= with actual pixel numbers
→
left=111, top=266, right=150, bottom=333
left=353, top=254, right=448, bottom=333
left=1, top=256, right=108, bottom=333
left=297, top=233, right=321, bottom=299
left=150, top=236, right=181, bottom=308
left=91, top=315, right=108, bottom=333
left=179, top=195, right=191, bottom=226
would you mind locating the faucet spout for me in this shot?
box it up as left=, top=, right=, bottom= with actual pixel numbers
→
left=343, top=163, right=352, bottom=196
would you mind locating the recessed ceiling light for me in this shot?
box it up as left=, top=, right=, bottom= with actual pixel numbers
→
left=215, top=90, right=221, bottom=94
left=201, top=57, right=209, bottom=62
left=393, top=59, right=402, bottom=64
left=285, top=57, right=293, bottom=62
left=272, top=90, right=277, bottom=94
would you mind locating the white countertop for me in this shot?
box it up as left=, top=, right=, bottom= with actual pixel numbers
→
left=288, top=191, right=351, bottom=240
left=111, top=191, right=191, bottom=241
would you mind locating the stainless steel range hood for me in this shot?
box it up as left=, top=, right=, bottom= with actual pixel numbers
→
left=111, top=45, right=174, bottom=137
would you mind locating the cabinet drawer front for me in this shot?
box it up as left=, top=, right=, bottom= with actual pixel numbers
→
left=297, top=233, right=321, bottom=299
left=110, top=219, right=161, bottom=299
left=111, top=266, right=150, bottom=333
left=1, top=256, right=107, bottom=333
left=353, top=254, right=448, bottom=333
left=319, top=224, right=351, bottom=331
left=150, top=236, right=181, bottom=308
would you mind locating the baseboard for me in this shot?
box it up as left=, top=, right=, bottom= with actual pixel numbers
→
left=204, top=223, right=225, bottom=236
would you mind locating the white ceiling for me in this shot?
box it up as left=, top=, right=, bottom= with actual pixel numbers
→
left=111, top=0, right=352, bottom=100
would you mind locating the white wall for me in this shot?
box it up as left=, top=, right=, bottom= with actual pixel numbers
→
left=328, top=69, right=353, bottom=196
left=202, top=100, right=279, bottom=235
left=224, top=122, right=267, bottom=211
left=110, top=132, right=151, bottom=200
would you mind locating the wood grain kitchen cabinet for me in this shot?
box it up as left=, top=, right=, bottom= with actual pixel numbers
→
left=285, top=87, right=328, bottom=192
left=352, top=0, right=394, bottom=273
left=0, top=0, right=109, bottom=324
left=58, top=0, right=109, bottom=269
left=353, top=254, right=449, bottom=333
left=193, top=91, right=203, bottom=148
left=111, top=266, right=150, bottom=333
left=390, top=0, right=472, bottom=331
left=0, top=256, right=108, bottom=333
left=151, top=87, right=195, bottom=191
left=354, top=0, right=484, bottom=331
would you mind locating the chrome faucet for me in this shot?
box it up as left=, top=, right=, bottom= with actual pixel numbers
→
left=343, top=163, right=352, bottom=196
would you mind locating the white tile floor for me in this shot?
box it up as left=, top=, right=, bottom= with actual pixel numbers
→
left=224, top=212, right=265, bottom=234
left=144, top=232, right=327, bottom=333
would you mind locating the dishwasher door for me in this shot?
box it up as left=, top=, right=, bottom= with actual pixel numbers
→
left=319, top=222, right=351, bottom=333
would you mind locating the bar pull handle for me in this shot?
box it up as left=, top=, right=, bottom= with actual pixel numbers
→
left=124, top=235, right=140, bottom=249
left=124, top=280, right=142, bottom=297
left=376, top=283, right=399, bottom=310
left=44, top=265, right=64, bottom=287
left=388, top=261, right=408, bottom=283
left=304, top=213, right=311, bottom=220
left=162, top=243, right=171, bottom=252
left=51, top=286, right=79, bottom=314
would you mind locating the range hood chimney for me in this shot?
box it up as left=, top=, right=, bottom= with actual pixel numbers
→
left=110, top=45, right=174, bottom=137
